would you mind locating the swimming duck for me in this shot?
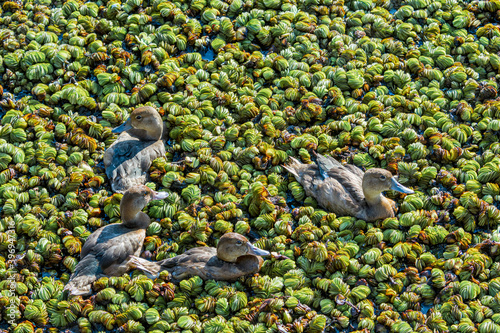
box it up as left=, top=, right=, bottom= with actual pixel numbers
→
left=283, top=153, right=414, bottom=222
left=104, top=106, right=166, bottom=193
left=129, top=232, right=271, bottom=282
left=64, top=185, right=169, bottom=296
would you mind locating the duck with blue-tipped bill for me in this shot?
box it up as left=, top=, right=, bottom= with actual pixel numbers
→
left=283, top=153, right=414, bottom=222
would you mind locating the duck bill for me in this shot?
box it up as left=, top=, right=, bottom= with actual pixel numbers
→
left=247, top=243, right=270, bottom=256
left=152, top=191, right=169, bottom=200
left=390, top=177, right=414, bottom=194
left=112, top=118, right=133, bottom=133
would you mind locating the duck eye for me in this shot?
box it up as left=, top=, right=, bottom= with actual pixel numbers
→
left=236, top=240, right=243, bottom=245
left=380, top=175, right=386, bottom=180
left=136, top=115, right=142, bottom=120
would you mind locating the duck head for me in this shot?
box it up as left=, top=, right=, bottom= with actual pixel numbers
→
left=112, top=106, right=163, bottom=141
left=120, top=185, right=169, bottom=226
left=216, top=233, right=270, bottom=263
left=362, top=169, right=414, bottom=202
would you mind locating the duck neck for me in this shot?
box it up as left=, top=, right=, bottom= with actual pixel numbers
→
left=121, top=210, right=150, bottom=229
left=131, top=125, right=163, bottom=141
left=364, top=191, right=383, bottom=206
left=145, top=124, right=163, bottom=141
left=217, top=249, right=238, bottom=262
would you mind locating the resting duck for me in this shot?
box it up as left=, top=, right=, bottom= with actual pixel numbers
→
left=129, top=232, right=271, bottom=282
left=104, top=106, right=166, bottom=193
left=283, top=153, right=414, bottom=222
left=64, top=185, right=169, bottom=296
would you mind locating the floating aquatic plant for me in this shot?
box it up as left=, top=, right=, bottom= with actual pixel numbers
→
left=2, top=0, right=500, bottom=331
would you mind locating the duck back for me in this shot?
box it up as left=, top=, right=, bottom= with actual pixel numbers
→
left=130, top=247, right=217, bottom=280
left=284, top=158, right=369, bottom=220
left=130, top=247, right=262, bottom=282
left=104, top=131, right=165, bottom=193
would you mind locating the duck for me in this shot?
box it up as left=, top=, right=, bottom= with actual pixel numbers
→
left=283, top=153, right=414, bottom=222
left=104, top=106, right=166, bottom=193
left=129, top=232, right=271, bottom=282
left=64, top=185, right=169, bottom=296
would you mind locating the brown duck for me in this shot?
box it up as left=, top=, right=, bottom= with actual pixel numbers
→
left=129, top=232, right=271, bottom=281
left=104, top=106, right=166, bottom=193
left=283, top=153, right=414, bottom=221
left=64, top=185, right=169, bottom=296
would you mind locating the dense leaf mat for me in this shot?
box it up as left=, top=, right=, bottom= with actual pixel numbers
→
left=1, top=0, right=500, bottom=331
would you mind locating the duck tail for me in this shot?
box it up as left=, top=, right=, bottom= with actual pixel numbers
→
left=64, top=255, right=101, bottom=296
left=283, top=156, right=303, bottom=180
left=129, top=256, right=161, bottom=280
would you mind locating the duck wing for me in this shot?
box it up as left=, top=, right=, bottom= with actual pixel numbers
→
left=79, top=224, right=145, bottom=273
left=284, top=158, right=368, bottom=219
left=314, top=153, right=342, bottom=179
left=99, top=229, right=146, bottom=274
left=324, top=167, right=365, bottom=203
left=104, top=132, right=166, bottom=193
left=64, top=254, right=103, bottom=296
left=167, top=248, right=220, bottom=280
left=159, top=247, right=217, bottom=268
left=130, top=247, right=218, bottom=280
left=315, top=153, right=364, bottom=182
left=342, top=164, right=365, bottom=180
left=313, top=154, right=365, bottom=194
left=314, top=169, right=368, bottom=219
left=79, top=226, right=105, bottom=259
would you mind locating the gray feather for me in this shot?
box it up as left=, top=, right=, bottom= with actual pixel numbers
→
left=64, top=255, right=102, bottom=296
